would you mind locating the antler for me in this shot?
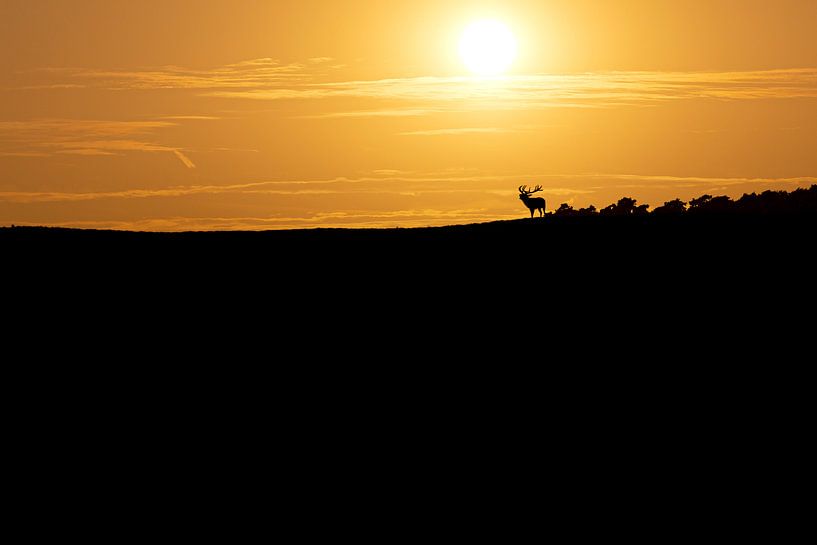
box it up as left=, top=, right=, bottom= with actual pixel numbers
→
left=529, top=184, right=543, bottom=194
left=518, top=185, right=528, bottom=195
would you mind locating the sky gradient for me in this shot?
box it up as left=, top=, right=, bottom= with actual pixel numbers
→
left=2, top=0, right=816, bottom=230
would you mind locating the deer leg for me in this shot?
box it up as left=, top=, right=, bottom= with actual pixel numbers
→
left=530, top=208, right=534, bottom=218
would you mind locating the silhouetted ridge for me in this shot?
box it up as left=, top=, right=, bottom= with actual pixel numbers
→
left=547, top=184, right=817, bottom=217
left=2, top=184, right=815, bottom=241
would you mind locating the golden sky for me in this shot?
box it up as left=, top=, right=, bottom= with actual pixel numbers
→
left=2, top=0, right=816, bottom=230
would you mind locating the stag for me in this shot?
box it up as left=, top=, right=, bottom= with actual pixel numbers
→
left=519, top=185, right=546, bottom=218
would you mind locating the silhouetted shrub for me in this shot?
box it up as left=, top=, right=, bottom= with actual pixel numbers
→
left=689, top=194, right=734, bottom=214
left=542, top=184, right=815, bottom=220
left=554, top=203, right=578, bottom=217
left=547, top=184, right=815, bottom=220
left=599, top=197, right=647, bottom=216
left=688, top=194, right=713, bottom=210
left=653, top=199, right=687, bottom=215
left=733, top=187, right=817, bottom=215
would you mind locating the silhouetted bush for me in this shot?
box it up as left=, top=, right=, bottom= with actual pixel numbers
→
left=688, top=194, right=713, bottom=210
left=599, top=197, right=649, bottom=216
left=732, top=186, right=817, bottom=215
left=689, top=195, right=733, bottom=214
left=567, top=184, right=817, bottom=219
left=554, top=203, right=578, bottom=217
left=553, top=202, right=600, bottom=217
left=653, top=199, right=687, bottom=215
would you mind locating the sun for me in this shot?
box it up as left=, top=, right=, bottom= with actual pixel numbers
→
left=459, top=20, right=518, bottom=76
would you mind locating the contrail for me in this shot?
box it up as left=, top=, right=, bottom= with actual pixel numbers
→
left=173, top=149, right=196, bottom=168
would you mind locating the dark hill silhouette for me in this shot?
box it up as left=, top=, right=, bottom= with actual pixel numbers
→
left=4, top=183, right=814, bottom=242
left=3, top=184, right=815, bottom=286
left=4, top=185, right=812, bottom=369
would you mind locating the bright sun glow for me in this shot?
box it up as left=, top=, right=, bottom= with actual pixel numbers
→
left=459, top=20, right=518, bottom=76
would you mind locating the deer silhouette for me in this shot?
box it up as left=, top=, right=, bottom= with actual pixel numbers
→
left=519, top=185, right=546, bottom=218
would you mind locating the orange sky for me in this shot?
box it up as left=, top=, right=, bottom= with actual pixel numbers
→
left=2, top=0, right=816, bottom=230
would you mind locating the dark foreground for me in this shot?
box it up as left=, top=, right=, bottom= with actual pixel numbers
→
left=0, top=213, right=817, bottom=251
left=4, top=214, right=813, bottom=427
left=4, top=213, right=814, bottom=280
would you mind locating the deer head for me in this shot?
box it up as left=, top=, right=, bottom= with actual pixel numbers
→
left=518, top=185, right=543, bottom=201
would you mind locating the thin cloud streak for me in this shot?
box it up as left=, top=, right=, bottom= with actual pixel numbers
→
left=206, top=68, right=817, bottom=109
left=0, top=118, right=195, bottom=167
left=8, top=208, right=517, bottom=232
left=23, top=59, right=817, bottom=110
left=0, top=175, right=588, bottom=203
left=0, top=119, right=175, bottom=136
left=158, top=115, right=221, bottom=120
left=2, top=173, right=811, bottom=204
left=29, top=57, right=339, bottom=91
left=399, top=127, right=511, bottom=136
left=0, top=151, right=50, bottom=157
left=558, top=173, right=817, bottom=186
left=173, top=149, right=196, bottom=169
left=297, top=109, right=436, bottom=119
left=56, top=148, right=118, bottom=156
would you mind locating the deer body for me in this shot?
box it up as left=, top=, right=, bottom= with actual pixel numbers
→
left=519, top=185, right=546, bottom=217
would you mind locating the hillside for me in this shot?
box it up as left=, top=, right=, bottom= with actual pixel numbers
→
left=4, top=192, right=813, bottom=342
left=3, top=184, right=815, bottom=245
left=4, top=186, right=814, bottom=289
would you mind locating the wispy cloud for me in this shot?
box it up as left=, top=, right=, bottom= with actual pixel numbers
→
left=0, top=178, right=379, bottom=203
left=0, top=119, right=195, bottom=167
left=6, top=207, right=518, bottom=232
left=0, top=119, right=175, bottom=136
left=16, top=83, right=88, bottom=90
left=297, top=108, right=436, bottom=119
left=4, top=171, right=813, bottom=230
left=56, top=148, right=118, bottom=156
left=173, top=149, right=196, bottom=169
left=400, top=127, right=511, bottom=136
left=29, top=57, right=340, bottom=91
left=0, top=174, right=589, bottom=204
left=24, top=59, right=817, bottom=111
left=0, top=151, right=50, bottom=157
left=158, top=115, right=221, bottom=121
left=205, top=68, right=817, bottom=109
left=3, top=172, right=811, bottom=204
left=560, top=173, right=817, bottom=187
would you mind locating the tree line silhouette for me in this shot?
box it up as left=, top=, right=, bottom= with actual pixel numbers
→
left=551, top=184, right=817, bottom=218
